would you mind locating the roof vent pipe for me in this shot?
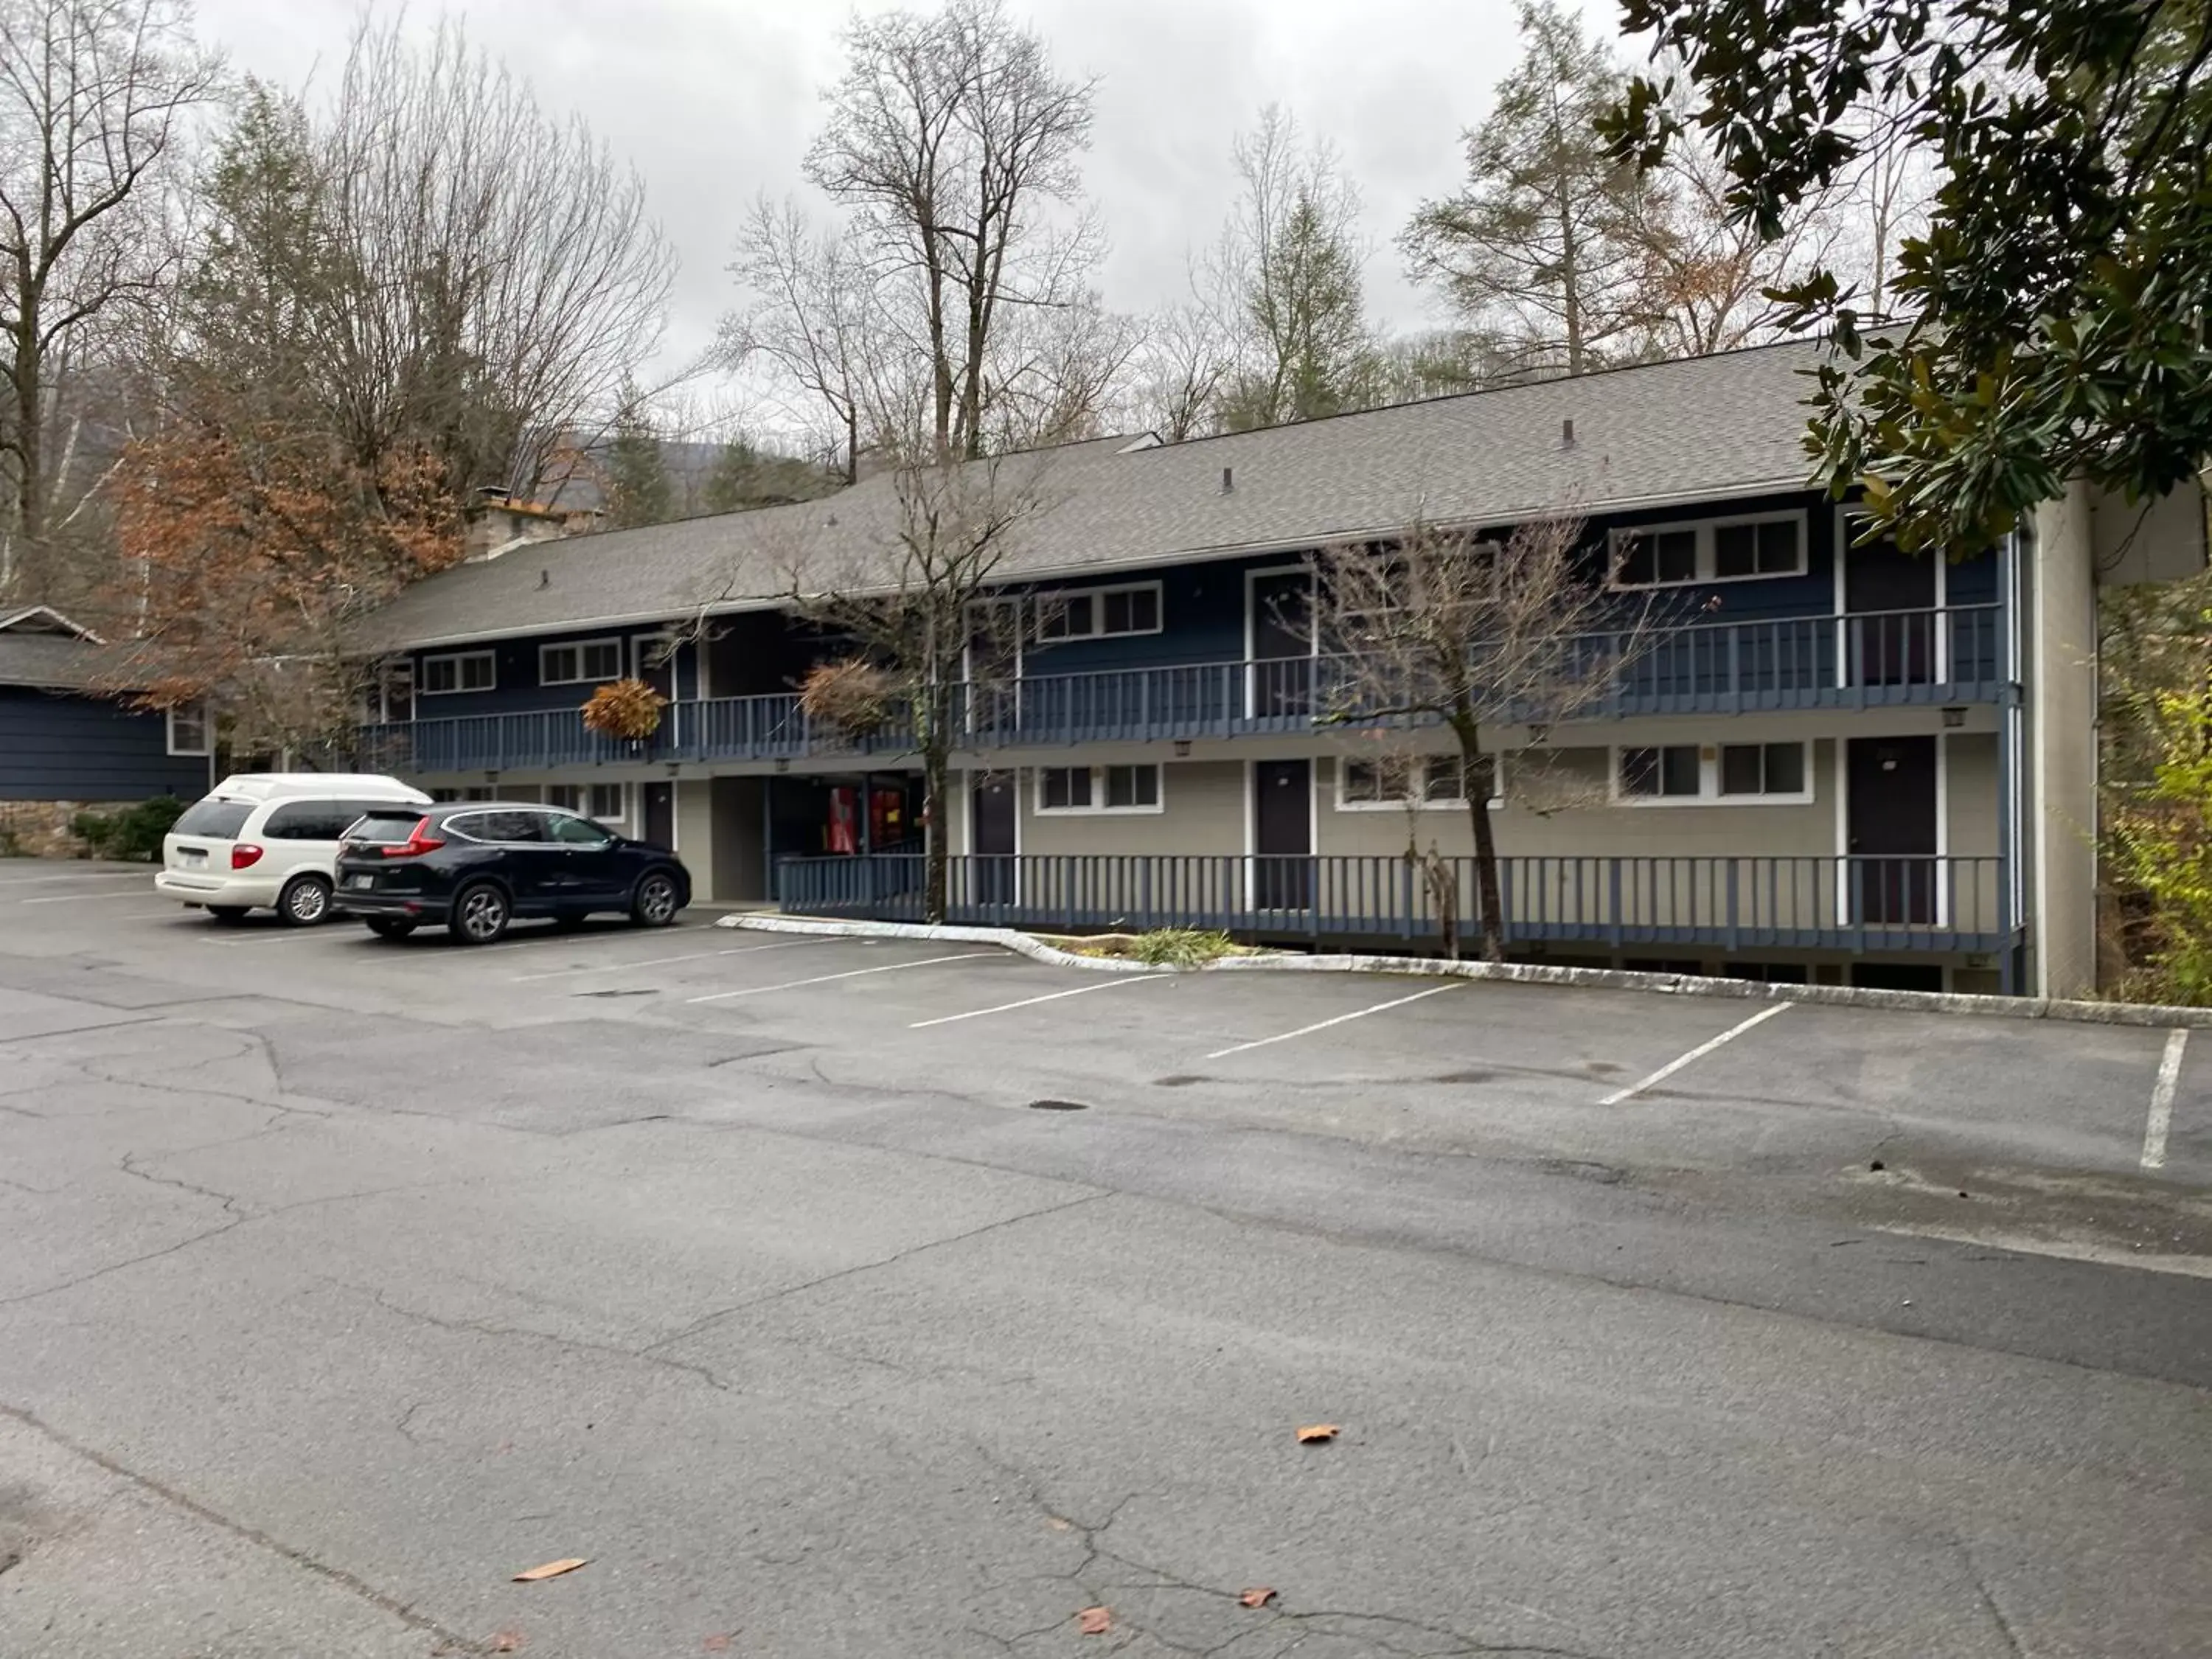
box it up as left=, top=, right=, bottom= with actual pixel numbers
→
left=1220, top=466, right=1234, bottom=494
left=1561, top=418, right=1575, bottom=448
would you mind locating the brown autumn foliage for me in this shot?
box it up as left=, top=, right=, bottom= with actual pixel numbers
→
left=105, top=420, right=462, bottom=757
left=579, top=676, right=668, bottom=740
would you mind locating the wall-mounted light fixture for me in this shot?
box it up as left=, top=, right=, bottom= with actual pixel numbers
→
left=1172, top=739, right=1192, bottom=758
left=1941, top=706, right=1967, bottom=728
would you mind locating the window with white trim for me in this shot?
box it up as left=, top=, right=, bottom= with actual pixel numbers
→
left=1611, top=511, right=1806, bottom=588
left=539, top=638, right=622, bottom=685
left=420, top=650, right=495, bottom=695
left=1036, top=763, right=1163, bottom=813
left=1616, top=742, right=1811, bottom=804
left=1338, top=756, right=1499, bottom=809
left=166, top=700, right=210, bottom=756
left=1034, top=582, right=1163, bottom=641
left=547, top=782, right=626, bottom=822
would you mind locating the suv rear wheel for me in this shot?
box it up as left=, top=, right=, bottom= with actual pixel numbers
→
left=630, top=870, right=681, bottom=928
left=278, top=874, right=333, bottom=927
left=450, top=882, right=511, bottom=945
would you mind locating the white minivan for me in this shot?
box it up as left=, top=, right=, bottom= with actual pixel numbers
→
left=157, top=773, right=434, bottom=925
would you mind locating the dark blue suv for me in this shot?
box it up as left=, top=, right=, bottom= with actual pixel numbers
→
left=334, top=802, right=691, bottom=943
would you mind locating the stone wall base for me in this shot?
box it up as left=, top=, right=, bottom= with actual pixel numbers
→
left=0, top=799, right=139, bottom=859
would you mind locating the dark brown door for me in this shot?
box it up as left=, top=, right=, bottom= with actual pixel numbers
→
left=1844, top=536, right=1937, bottom=686
left=1253, top=759, right=1311, bottom=911
left=1847, top=736, right=1935, bottom=923
left=1249, top=571, right=1312, bottom=720
left=641, top=781, right=675, bottom=850
left=972, top=772, right=1017, bottom=907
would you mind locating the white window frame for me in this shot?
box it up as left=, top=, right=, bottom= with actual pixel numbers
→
left=538, top=636, right=624, bottom=686
left=631, top=633, right=678, bottom=683
left=543, top=782, right=626, bottom=825
left=1610, top=509, right=1809, bottom=589
left=420, top=650, right=496, bottom=695
left=166, top=700, right=210, bottom=757
left=1334, top=754, right=1503, bottom=811
left=1610, top=741, right=1815, bottom=807
left=1033, top=762, right=1166, bottom=815
left=1032, top=580, right=1165, bottom=643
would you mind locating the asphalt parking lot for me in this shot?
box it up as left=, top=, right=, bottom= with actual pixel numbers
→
left=4, top=862, right=2211, bottom=1658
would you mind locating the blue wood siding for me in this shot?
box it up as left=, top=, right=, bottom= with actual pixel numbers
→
left=409, top=627, right=699, bottom=720
left=0, top=687, right=209, bottom=801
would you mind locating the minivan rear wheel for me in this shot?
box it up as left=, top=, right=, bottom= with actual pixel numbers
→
left=450, top=882, right=510, bottom=945
left=278, top=874, right=333, bottom=927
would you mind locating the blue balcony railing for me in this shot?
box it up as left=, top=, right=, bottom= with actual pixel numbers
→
left=773, top=852, right=2014, bottom=956
left=360, top=605, right=2006, bottom=774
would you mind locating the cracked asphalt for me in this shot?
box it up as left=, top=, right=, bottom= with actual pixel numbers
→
left=2, top=865, right=2210, bottom=1658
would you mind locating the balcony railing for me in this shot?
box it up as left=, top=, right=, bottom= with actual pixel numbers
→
left=360, top=604, right=2005, bottom=774
left=774, top=852, right=2013, bottom=956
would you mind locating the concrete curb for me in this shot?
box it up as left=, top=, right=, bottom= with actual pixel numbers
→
left=715, top=912, right=2212, bottom=1028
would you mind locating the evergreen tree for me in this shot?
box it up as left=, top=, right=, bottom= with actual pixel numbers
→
left=1400, top=1, right=1666, bottom=380
left=602, top=390, right=673, bottom=529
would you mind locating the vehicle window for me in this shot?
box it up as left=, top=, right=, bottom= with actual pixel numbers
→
left=442, top=812, right=493, bottom=843
left=548, top=812, right=612, bottom=846
left=347, top=811, right=426, bottom=846
left=477, top=810, right=547, bottom=844
left=172, top=799, right=254, bottom=838
left=264, top=801, right=355, bottom=841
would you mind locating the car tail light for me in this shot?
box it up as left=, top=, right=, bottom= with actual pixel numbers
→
left=380, top=818, right=445, bottom=858
left=231, top=844, right=264, bottom=869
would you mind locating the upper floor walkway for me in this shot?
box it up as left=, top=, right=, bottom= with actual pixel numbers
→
left=362, top=602, right=2006, bottom=774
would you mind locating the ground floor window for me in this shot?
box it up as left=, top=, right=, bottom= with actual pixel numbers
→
left=1337, top=755, right=1492, bottom=809
left=166, top=700, right=210, bottom=756
left=1617, top=741, right=1812, bottom=804
left=1036, top=762, right=1163, bottom=813
left=547, top=782, right=626, bottom=823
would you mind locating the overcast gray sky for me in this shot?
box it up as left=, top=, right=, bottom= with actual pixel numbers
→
left=192, top=0, right=1588, bottom=398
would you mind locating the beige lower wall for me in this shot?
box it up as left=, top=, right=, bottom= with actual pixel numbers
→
left=1316, top=743, right=1841, bottom=861
left=1004, top=759, right=1247, bottom=858
left=675, top=779, right=720, bottom=901
left=2033, top=486, right=2098, bottom=998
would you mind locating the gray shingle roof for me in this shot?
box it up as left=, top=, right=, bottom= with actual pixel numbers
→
left=355, top=341, right=1829, bottom=652
left=0, top=630, right=109, bottom=690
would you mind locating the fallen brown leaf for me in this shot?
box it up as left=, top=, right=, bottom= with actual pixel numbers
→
left=489, top=1632, right=526, bottom=1653
left=511, top=1558, right=588, bottom=1583
left=700, top=1637, right=734, bottom=1652
left=1044, top=1516, right=1074, bottom=1531
left=1239, top=1587, right=1276, bottom=1608
left=1294, top=1423, right=1339, bottom=1444
left=1078, top=1605, right=1111, bottom=1635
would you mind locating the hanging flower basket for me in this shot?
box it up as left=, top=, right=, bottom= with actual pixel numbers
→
left=580, top=677, right=667, bottom=742
left=799, top=658, right=894, bottom=745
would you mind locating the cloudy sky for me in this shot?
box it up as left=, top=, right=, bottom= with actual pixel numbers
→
left=192, top=0, right=1601, bottom=393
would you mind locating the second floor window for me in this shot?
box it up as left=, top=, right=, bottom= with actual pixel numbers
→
left=421, top=651, right=495, bottom=695
left=1034, top=582, right=1163, bottom=641
left=1613, top=511, right=1806, bottom=588
left=540, top=639, right=622, bottom=685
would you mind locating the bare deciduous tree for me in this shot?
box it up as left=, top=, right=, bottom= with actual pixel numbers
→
left=804, top=0, right=1098, bottom=464
left=0, top=0, right=218, bottom=597
left=1125, top=285, right=1237, bottom=441
left=1312, top=511, right=1642, bottom=961
left=1217, top=105, right=1375, bottom=429
left=312, top=14, right=677, bottom=499
left=786, top=456, right=1056, bottom=922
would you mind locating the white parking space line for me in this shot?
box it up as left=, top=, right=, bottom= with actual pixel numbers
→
left=0, top=870, right=149, bottom=885
left=1598, top=1003, right=1791, bottom=1106
left=2142, top=1028, right=2188, bottom=1170
left=908, top=973, right=1171, bottom=1029
left=1204, top=981, right=1464, bottom=1060
left=510, top=937, right=835, bottom=982
left=685, top=951, right=999, bottom=1004
left=19, top=888, right=156, bottom=905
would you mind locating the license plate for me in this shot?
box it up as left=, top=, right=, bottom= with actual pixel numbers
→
left=179, top=849, right=206, bottom=867
left=347, top=874, right=375, bottom=890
